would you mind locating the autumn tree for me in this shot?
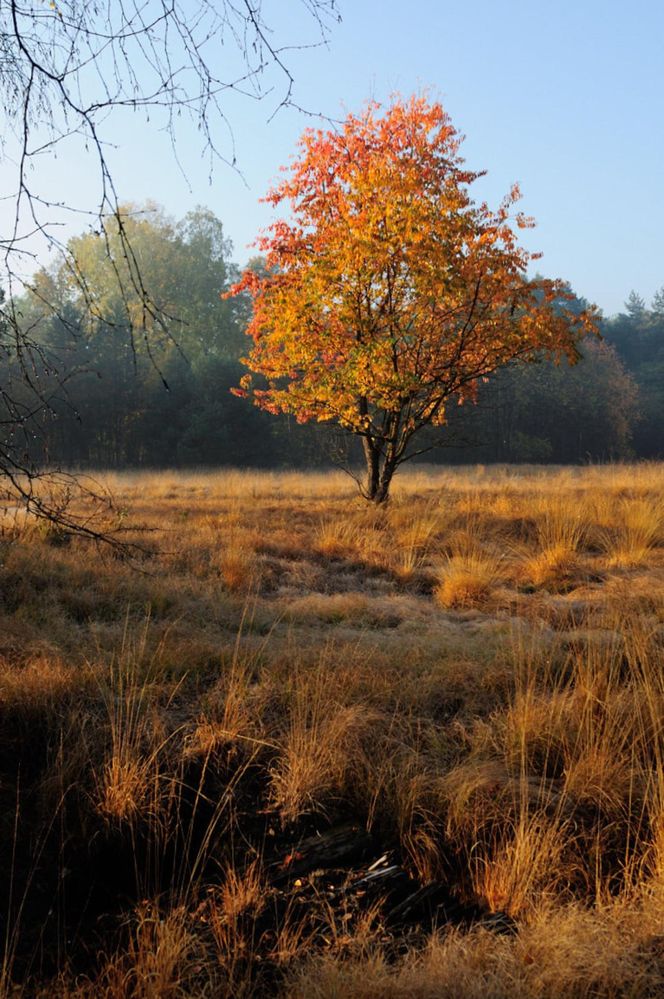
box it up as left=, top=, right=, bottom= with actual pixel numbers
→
left=229, top=96, right=598, bottom=502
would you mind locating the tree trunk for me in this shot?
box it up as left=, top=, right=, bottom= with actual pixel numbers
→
left=374, top=460, right=396, bottom=504
left=363, top=438, right=380, bottom=501
left=363, top=442, right=397, bottom=504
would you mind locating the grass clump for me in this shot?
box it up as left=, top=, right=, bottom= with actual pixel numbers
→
left=434, top=551, right=502, bottom=608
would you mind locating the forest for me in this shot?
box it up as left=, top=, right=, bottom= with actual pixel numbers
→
left=3, top=202, right=660, bottom=473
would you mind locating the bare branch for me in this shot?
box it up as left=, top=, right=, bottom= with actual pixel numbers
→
left=0, top=0, right=340, bottom=535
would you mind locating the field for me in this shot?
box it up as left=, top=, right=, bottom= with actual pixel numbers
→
left=1, top=464, right=664, bottom=997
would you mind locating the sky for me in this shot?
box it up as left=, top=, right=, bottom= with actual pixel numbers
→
left=4, top=0, right=664, bottom=317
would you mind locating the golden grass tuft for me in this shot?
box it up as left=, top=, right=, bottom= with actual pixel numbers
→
left=269, top=695, right=380, bottom=823
left=218, top=860, right=266, bottom=921
left=217, top=537, right=260, bottom=593
left=98, top=753, right=152, bottom=825
left=433, top=551, right=502, bottom=608
left=470, top=815, right=570, bottom=916
left=314, top=518, right=363, bottom=559
left=599, top=497, right=664, bottom=567
left=76, top=903, right=205, bottom=999
left=522, top=542, right=581, bottom=589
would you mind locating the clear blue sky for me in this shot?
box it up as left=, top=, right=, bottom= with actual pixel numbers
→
left=6, top=0, right=664, bottom=317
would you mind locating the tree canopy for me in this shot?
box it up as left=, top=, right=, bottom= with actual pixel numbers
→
left=11, top=204, right=260, bottom=468
left=228, top=96, right=599, bottom=501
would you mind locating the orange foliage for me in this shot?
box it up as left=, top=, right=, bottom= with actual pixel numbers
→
left=227, top=96, right=598, bottom=501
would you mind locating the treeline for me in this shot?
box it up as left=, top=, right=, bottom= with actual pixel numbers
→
left=4, top=205, right=326, bottom=469
left=2, top=204, right=661, bottom=469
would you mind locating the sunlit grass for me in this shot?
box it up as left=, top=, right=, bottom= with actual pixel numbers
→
left=433, top=551, right=502, bottom=608
left=1, top=463, right=664, bottom=997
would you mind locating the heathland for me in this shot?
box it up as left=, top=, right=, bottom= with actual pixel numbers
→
left=1, top=464, right=664, bottom=997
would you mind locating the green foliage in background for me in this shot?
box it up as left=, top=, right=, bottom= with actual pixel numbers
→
left=3, top=205, right=661, bottom=469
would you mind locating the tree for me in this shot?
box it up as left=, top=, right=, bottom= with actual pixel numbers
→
left=604, top=292, right=664, bottom=458
left=625, top=291, right=647, bottom=320
left=227, top=96, right=599, bottom=502
left=652, top=286, right=664, bottom=317
left=476, top=339, right=639, bottom=462
left=0, top=0, right=339, bottom=533
left=13, top=203, right=254, bottom=467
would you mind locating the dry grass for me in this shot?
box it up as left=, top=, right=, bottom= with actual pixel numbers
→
left=599, top=497, right=664, bottom=567
left=217, top=544, right=259, bottom=593
left=1, top=463, right=663, bottom=997
left=434, top=550, right=502, bottom=608
left=284, top=893, right=664, bottom=998
left=268, top=668, right=382, bottom=823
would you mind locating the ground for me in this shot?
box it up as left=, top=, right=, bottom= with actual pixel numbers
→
left=1, top=464, right=663, bottom=997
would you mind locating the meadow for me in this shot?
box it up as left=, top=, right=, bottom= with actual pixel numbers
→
left=1, top=463, right=664, bottom=997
